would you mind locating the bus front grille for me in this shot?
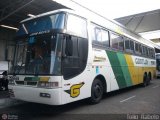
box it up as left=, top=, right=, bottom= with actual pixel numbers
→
left=27, top=81, right=37, bottom=86
left=15, top=81, right=37, bottom=86
left=15, top=81, right=24, bottom=85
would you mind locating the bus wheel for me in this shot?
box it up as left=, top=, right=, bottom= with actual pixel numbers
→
left=89, top=79, right=103, bottom=104
left=147, top=73, right=151, bottom=85
left=143, top=74, right=148, bottom=87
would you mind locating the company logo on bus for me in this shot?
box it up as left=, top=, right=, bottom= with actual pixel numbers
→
left=65, top=82, right=84, bottom=98
left=135, top=58, right=148, bottom=65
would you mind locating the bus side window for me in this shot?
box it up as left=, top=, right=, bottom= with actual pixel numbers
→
left=62, top=35, right=80, bottom=79
left=143, top=46, right=146, bottom=56
left=124, top=37, right=130, bottom=52
left=65, top=36, right=79, bottom=58
left=91, top=24, right=101, bottom=45
left=150, top=49, right=153, bottom=58
left=91, top=23, right=109, bottom=48
left=101, top=29, right=109, bottom=47
left=95, top=28, right=102, bottom=41
left=130, top=40, right=134, bottom=52
left=142, top=46, right=145, bottom=56
left=135, top=42, right=139, bottom=54
left=67, top=14, right=87, bottom=38
left=110, top=32, right=124, bottom=51
left=62, top=35, right=88, bottom=80
left=139, top=44, right=142, bottom=55
left=146, top=47, right=149, bottom=56
left=90, top=24, right=96, bottom=40
left=119, top=37, right=124, bottom=51
left=148, top=48, right=151, bottom=58
left=124, top=37, right=134, bottom=53
left=149, top=48, right=155, bottom=58
left=152, top=49, right=155, bottom=58
left=65, top=36, right=73, bottom=56
left=111, top=33, right=119, bottom=50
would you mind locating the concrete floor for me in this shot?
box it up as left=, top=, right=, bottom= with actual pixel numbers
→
left=0, top=79, right=160, bottom=120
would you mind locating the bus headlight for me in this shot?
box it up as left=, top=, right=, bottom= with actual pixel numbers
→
left=37, top=82, right=59, bottom=88
left=8, top=76, right=18, bottom=85
left=9, top=76, right=19, bottom=81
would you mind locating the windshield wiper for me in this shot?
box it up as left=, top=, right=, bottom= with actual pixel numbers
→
left=22, top=24, right=28, bottom=34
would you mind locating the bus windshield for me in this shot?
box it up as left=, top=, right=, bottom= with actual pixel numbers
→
left=17, top=13, right=65, bottom=36
left=9, top=33, right=62, bottom=75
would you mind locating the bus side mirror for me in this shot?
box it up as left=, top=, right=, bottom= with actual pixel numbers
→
left=65, top=36, right=73, bottom=56
left=2, top=71, right=7, bottom=76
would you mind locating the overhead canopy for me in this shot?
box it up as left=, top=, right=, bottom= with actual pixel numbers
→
left=115, top=9, right=160, bottom=52
left=0, top=0, right=68, bottom=28
left=115, top=9, right=160, bottom=33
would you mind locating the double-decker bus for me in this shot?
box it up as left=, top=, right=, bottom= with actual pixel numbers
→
left=8, top=9, right=156, bottom=105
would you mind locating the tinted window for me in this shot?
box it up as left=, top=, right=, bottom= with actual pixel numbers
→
left=72, top=38, right=79, bottom=57
left=119, top=38, right=124, bottom=50
left=152, top=49, right=155, bottom=58
left=65, top=36, right=78, bottom=57
left=130, top=41, right=134, bottom=51
left=62, top=35, right=88, bottom=80
left=149, top=48, right=155, bottom=58
left=144, top=47, right=148, bottom=56
left=135, top=43, right=139, bottom=52
left=91, top=23, right=109, bottom=48
left=67, top=14, right=87, bottom=38
left=146, top=47, right=149, bottom=56
left=148, top=48, right=151, bottom=58
left=142, top=46, right=148, bottom=56
left=139, top=44, right=142, bottom=54
left=111, top=33, right=119, bottom=49
left=111, top=32, right=124, bottom=51
left=124, top=37, right=134, bottom=53
left=125, top=39, right=130, bottom=50
left=142, top=46, right=146, bottom=55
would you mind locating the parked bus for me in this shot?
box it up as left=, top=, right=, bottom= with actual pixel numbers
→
left=156, top=53, right=160, bottom=77
left=8, top=9, right=156, bottom=105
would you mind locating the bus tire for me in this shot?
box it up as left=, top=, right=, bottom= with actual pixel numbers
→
left=147, top=73, right=151, bottom=85
left=89, top=79, right=103, bottom=104
left=143, top=73, right=148, bottom=87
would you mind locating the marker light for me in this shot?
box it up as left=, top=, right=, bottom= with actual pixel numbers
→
left=37, top=82, right=59, bottom=88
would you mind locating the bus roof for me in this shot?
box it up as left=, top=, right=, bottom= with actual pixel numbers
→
left=21, top=9, right=71, bottom=23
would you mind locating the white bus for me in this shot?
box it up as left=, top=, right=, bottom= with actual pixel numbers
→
left=8, top=9, right=156, bottom=105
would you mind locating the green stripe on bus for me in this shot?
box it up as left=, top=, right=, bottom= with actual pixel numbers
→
left=116, top=53, right=133, bottom=86
left=106, top=51, right=127, bottom=88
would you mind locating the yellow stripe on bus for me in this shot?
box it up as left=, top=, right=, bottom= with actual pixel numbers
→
left=124, top=54, right=139, bottom=85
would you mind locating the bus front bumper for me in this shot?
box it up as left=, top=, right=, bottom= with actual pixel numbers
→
left=8, top=85, right=62, bottom=105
